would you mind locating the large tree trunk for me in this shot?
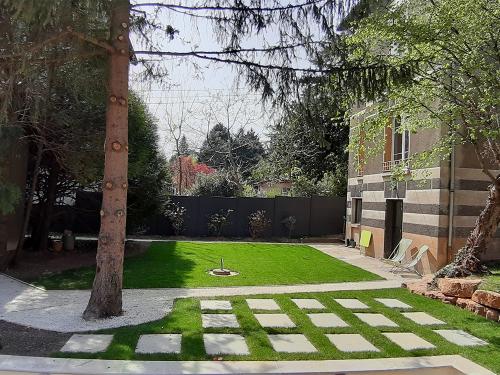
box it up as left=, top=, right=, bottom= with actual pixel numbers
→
left=37, top=161, right=59, bottom=252
left=434, top=179, right=500, bottom=279
left=83, top=0, right=130, bottom=320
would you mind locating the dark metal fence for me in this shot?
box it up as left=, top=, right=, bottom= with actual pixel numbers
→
left=48, top=193, right=346, bottom=238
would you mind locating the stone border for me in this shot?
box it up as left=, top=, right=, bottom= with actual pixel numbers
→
left=0, top=354, right=494, bottom=374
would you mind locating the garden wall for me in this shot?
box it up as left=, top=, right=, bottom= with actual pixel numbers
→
left=47, top=193, right=346, bottom=238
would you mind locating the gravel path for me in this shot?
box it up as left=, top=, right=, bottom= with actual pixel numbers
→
left=0, top=244, right=408, bottom=333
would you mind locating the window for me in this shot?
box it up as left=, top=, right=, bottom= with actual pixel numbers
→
left=383, top=115, right=410, bottom=171
left=352, top=198, right=362, bottom=224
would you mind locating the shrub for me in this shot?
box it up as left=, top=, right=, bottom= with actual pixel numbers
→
left=281, top=215, right=297, bottom=238
left=248, top=210, right=271, bottom=239
left=207, top=209, right=233, bottom=236
left=189, top=171, right=242, bottom=197
left=164, top=200, right=187, bottom=235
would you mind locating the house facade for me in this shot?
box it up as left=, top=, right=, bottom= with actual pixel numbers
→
left=345, top=103, right=500, bottom=274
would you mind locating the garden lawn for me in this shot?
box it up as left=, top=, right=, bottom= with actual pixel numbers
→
left=480, top=263, right=500, bottom=292
left=32, top=241, right=381, bottom=289
left=55, top=288, right=500, bottom=374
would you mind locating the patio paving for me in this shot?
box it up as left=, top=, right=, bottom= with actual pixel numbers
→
left=434, top=330, right=488, bottom=346
left=291, top=298, right=326, bottom=310
left=383, top=332, right=435, bottom=350
left=402, top=312, right=445, bottom=326
left=326, top=333, right=379, bottom=352
left=375, top=298, right=412, bottom=309
left=60, top=334, right=113, bottom=353
left=246, top=298, right=280, bottom=310
left=202, top=314, right=240, bottom=328
left=267, top=334, right=317, bottom=353
left=135, top=334, right=182, bottom=354
left=307, top=313, right=349, bottom=328
left=203, top=334, right=249, bottom=355
left=200, top=300, right=232, bottom=311
left=333, top=298, right=369, bottom=309
left=354, top=313, right=398, bottom=327
left=254, top=313, right=296, bottom=328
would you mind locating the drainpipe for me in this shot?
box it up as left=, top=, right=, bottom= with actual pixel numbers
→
left=447, top=145, right=455, bottom=262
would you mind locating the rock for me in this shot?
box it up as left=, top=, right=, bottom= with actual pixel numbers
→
left=472, top=290, right=500, bottom=310
left=406, top=280, right=429, bottom=295
left=437, top=278, right=482, bottom=298
left=424, top=291, right=456, bottom=304
left=485, top=308, right=499, bottom=322
left=456, top=298, right=469, bottom=309
left=460, top=299, right=486, bottom=316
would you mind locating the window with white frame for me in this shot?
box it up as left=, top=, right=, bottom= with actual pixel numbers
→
left=392, top=115, right=409, bottom=161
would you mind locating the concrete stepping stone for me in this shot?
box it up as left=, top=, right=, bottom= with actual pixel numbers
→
left=200, top=300, right=232, bottom=310
left=60, top=334, right=113, bottom=353
left=375, top=298, right=412, bottom=309
left=307, top=313, right=349, bottom=328
left=383, top=332, right=435, bottom=350
left=291, top=298, right=326, bottom=309
left=135, top=334, right=182, bottom=354
left=434, top=329, right=487, bottom=346
left=268, top=334, right=317, bottom=353
left=333, top=298, right=369, bottom=309
left=203, top=334, right=249, bottom=355
left=246, top=298, right=280, bottom=310
left=326, top=334, right=379, bottom=352
left=402, top=312, right=445, bottom=325
left=202, top=314, right=239, bottom=328
left=354, top=313, right=398, bottom=327
left=254, top=313, right=296, bottom=328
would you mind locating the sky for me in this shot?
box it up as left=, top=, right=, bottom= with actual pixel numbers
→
left=129, top=3, right=281, bottom=157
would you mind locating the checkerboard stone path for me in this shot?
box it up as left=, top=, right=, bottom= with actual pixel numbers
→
left=60, top=334, right=113, bottom=353
left=246, top=298, right=280, bottom=310
left=254, top=313, right=296, bottom=328
left=333, top=298, right=369, bottom=309
left=136, top=334, right=182, bottom=354
left=375, top=298, right=412, bottom=309
left=434, top=330, right=487, bottom=346
left=200, top=300, right=232, bottom=310
left=402, top=312, right=445, bottom=325
left=354, top=313, right=398, bottom=327
left=383, top=332, right=435, bottom=350
left=291, top=298, right=326, bottom=309
left=326, top=334, right=379, bottom=352
left=307, top=313, right=349, bottom=328
left=203, top=334, right=249, bottom=355
left=202, top=314, right=240, bottom=328
left=268, top=334, right=317, bottom=353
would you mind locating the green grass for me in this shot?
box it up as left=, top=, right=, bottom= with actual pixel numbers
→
left=480, top=263, right=500, bottom=292
left=54, top=288, right=500, bottom=373
left=32, top=241, right=381, bottom=289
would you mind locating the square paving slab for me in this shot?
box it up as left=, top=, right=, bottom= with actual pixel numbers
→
left=268, top=334, right=317, bottom=353
left=291, top=298, right=326, bottom=309
left=383, top=333, right=435, bottom=350
left=354, top=313, right=398, bottom=327
left=326, top=334, right=379, bottom=352
left=203, top=334, right=249, bottom=355
left=375, top=298, right=412, bottom=309
left=307, top=313, right=349, bottom=328
left=254, top=313, right=296, bottom=328
left=402, top=312, right=445, bottom=325
left=434, top=329, right=487, bottom=346
left=200, top=300, right=232, bottom=310
left=135, top=334, right=182, bottom=354
left=333, top=298, right=369, bottom=309
left=246, top=298, right=280, bottom=311
left=60, top=334, right=113, bottom=353
left=202, top=314, right=240, bottom=328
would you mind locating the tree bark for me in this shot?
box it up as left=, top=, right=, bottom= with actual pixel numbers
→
left=9, top=142, right=43, bottom=266
left=83, top=0, right=130, bottom=320
left=37, top=161, right=59, bottom=252
left=434, top=179, right=500, bottom=279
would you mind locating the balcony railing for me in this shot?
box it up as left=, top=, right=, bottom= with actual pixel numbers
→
left=383, top=153, right=409, bottom=172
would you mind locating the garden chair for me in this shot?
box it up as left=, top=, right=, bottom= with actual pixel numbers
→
left=391, top=245, right=430, bottom=276
left=382, top=238, right=412, bottom=264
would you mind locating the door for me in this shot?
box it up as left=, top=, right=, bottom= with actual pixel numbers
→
left=384, top=199, right=403, bottom=257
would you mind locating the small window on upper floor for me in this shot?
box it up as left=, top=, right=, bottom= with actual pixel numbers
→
left=352, top=198, right=362, bottom=224
left=393, top=115, right=409, bottom=161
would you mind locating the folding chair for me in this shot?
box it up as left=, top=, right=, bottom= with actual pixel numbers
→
left=391, top=245, right=430, bottom=276
left=382, top=238, right=413, bottom=264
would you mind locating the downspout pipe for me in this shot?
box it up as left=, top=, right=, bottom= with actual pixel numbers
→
left=447, top=145, right=455, bottom=262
